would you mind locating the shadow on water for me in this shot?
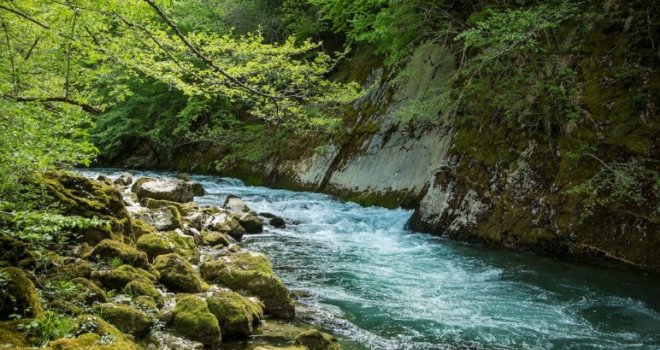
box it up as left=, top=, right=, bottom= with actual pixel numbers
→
left=81, top=168, right=660, bottom=350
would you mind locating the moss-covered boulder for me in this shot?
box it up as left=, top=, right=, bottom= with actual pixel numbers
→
left=133, top=206, right=183, bottom=232
left=92, top=265, right=157, bottom=290
left=133, top=296, right=159, bottom=312
left=36, top=172, right=132, bottom=244
left=86, top=239, right=148, bottom=268
left=294, top=329, right=340, bottom=350
left=52, top=259, right=93, bottom=280
left=131, top=219, right=156, bottom=240
left=142, top=198, right=199, bottom=216
left=206, top=289, right=264, bottom=338
left=203, top=213, right=246, bottom=241
left=135, top=178, right=195, bottom=203
left=201, top=230, right=233, bottom=247
left=153, top=254, right=204, bottom=293
left=92, top=303, right=153, bottom=336
left=137, top=231, right=197, bottom=261
left=169, top=295, right=221, bottom=348
left=0, top=267, right=42, bottom=320
left=233, top=212, right=264, bottom=234
left=123, top=281, right=163, bottom=307
left=45, top=314, right=142, bottom=350
left=200, top=252, right=295, bottom=319
left=71, top=277, right=107, bottom=304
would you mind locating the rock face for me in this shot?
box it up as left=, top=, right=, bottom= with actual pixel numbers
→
left=134, top=178, right=195, bottom=203
left=200, top=252, right=295, bottom=319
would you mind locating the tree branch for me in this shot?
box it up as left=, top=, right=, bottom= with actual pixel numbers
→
left=0, top=4, right=50, bottom=29
left=3, top=95, right=100, bottom=114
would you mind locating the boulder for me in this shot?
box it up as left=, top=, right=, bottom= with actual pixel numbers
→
left=135, top=178, right=195, bottom=203
left=206, top=289, right=264, bottom=338
left=86, top=239, right=149, bottom=268
left=200, top=252, right=295, bottom=319
left=190, top=182, right=205, bottom=196
left=223, top=195, right=250, bottom=213
left=131, top=219, right=157, bottom=239
left=169, top=295, right=222, bottom=348
left=137, top=231, right=197, bottom=262
left=203, top=213, right=245, bottom=241
left=260, top=213, right=286, bottom=229
left=92, top=303, right=153, bottom=336
left=92, top=265, right=158, bottom=290
left=153, top=253, right=204, bottom=293
left=48, top=314, right=142, bottom=349
left=0, top=267, right=42, bottom=320
left=133, top=206, right=183, bottom=231
left=142, top=198, right=198, bottom=216
left=131, top=177, right=154, bottom=192
left=294, top=329, right=340, bottom=350
left=71, top=277, right=107, bottom=304
left=123, top=280, right=164, bottom=307
left=201, top=230, right=234, bottom=247
left=114, top=172, right=133, bottom=186
left=234, top=212, right=263, bottom=233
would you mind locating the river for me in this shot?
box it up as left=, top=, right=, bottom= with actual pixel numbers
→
left=82, top=169, right=660, bottom=350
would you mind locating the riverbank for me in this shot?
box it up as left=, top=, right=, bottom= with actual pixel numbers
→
left=0, top=171, right=340, bottom=350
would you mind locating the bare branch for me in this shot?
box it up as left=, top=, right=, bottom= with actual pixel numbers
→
left=0, top=4, right=49, bottom=29
left=3, top=95, right=100, bottom=114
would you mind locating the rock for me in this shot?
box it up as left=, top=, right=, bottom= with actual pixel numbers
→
left=203, top=213, right=245, bottom=241
left=201, top=230, right=233, bottom=247
left=134, top=296, right=159, bottom=312
left=86, top=239, right=149, bottom=268
left=135, top=178, right=195, bottom=203
left=123, top=281, right=164, bottom=307
left=254, top=347, right=306, bottom=350
left=153, top=253, right=204, bottom=293
left=92, top=303, right=153, bottom=336
left=200, top=252, right=295, bottom=319
left=114, top=172, right=133, bottom=186
left=97, top=175, right=112, bottom=184
left=294, top=329, right=340, bottom=350
left=71, top=277, right=107, bottom=304
left=0, top=236, right=30, bottom=266
left=131, top=177, right=154, bottom=192
left=52, top=259, right=93, bottom=280
left=147, top=332, right=205, bottom=350
left=205, top=289, right=264, bottom=338
left=92, top=265, right=157, bottom=290
left=137, top=231, right=197, bottom=262
left=0, top=267, right=42, bottom=320
left=270, top=217, right=286, bottom=229
left=131, top=218, right=157, bottom=239
left=190, top=182, right=205, bottom=196
left=0, top=321, right=28, bottom=347
left=169, top=295, right=222, bottom=348
left=234, top=212, right=264, bottom=233
left=37, top=172, right=132, bottom=244
left=175, top=173, right=191, bottom=181
left=223, top=195, right=250, bottom=213
left=49, top=314, right=142, bottom=349
left=133, top=206, right=183, bottom=231
left=141, top=198, right=199, bottom=216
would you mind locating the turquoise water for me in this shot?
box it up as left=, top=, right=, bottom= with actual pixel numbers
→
left=84, top=169, right=660, bottom=349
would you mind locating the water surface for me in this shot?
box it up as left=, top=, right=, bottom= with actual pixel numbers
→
left=83, top=169, right=660, bottom=349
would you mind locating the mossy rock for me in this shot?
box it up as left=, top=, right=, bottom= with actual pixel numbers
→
left=294, top=329, right=340, bottom=350
left=200, top=252, right=295, bottom=319
left=0, top=235, right=30, bottom=266
left=206, top=289, right=264, bottom=338
left=71, top=277, right=107, bottom=304
left=233, top=212, right=264, bottom=234
left=0, top=267, right=42, bottom=320
left=254, top=347, right=306, bottom=350
left=130, top=219, right=156, bottom=240
left=44, top=315, right=141, bottom=350
left=36, top=172, right=132, bottom=244
left=86, top=239, right=148, bottom=268
left=0, top=321, right=27, bottom=348
left=169, top=295, right=221, bottom=348
left=92, top=265, right=157, bottom=290
left=123, top=281, right=163, bottom=307
left=201, top=230, right=233, bottom=247
left=142, top=198, right=199, bottom=216
left=204, top=213, right=246, bottom=241
left=52, top=259, right=93, bottom=280
left=92, top=303, right=153, bottom=337
left=153, top=254, right=204, bottom=293
left=137, top=232, right=197, bottom=262
left=133, top=296, right=158, bottom=312
left=133, top=206, right=183, bottom=232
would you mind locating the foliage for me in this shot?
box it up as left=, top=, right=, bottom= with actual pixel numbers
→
left=18, top=313, right=77, bottom=346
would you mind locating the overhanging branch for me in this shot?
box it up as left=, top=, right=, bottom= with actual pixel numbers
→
left=3, top=95, right=100, bottom=115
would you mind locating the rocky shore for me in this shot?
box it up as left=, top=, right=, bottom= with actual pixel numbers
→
left=0, top=171, right=339, bottom=350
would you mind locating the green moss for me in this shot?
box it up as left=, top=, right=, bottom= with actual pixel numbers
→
left=44, top=315, right=142, bottom=350
left=169, top=295, right=221, bottom=348
left=294, top=329, right=340, bottom=350
left=130, top=219, right=156, bottom=240
left=123, top=281, right=163, bottom=307
left=71, top=277, right=107, bottom=305
left=0, top=321, right=27, bottom=347
left=86, top=239, right=149, bottom=268
left=91, top=265, right=157, bottom=290
left=201, top=230, right=232, bottom=247
left=136, top=232, right=196, bottom=261
left=153, top=253, right=204, bottom=293
left=206, top=289, right=264, bottom=338
left=133, top=296, right=158, bottom=312
left=0, top=267, right=42, bottom=320
left=92, top=303, right=152, bottom=337
left=200, top=252, right=294, bottom=319
left=142, top=198, right=198, bottom=216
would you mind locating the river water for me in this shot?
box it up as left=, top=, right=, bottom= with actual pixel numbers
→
left=83, top=169, right=660, bottom=350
